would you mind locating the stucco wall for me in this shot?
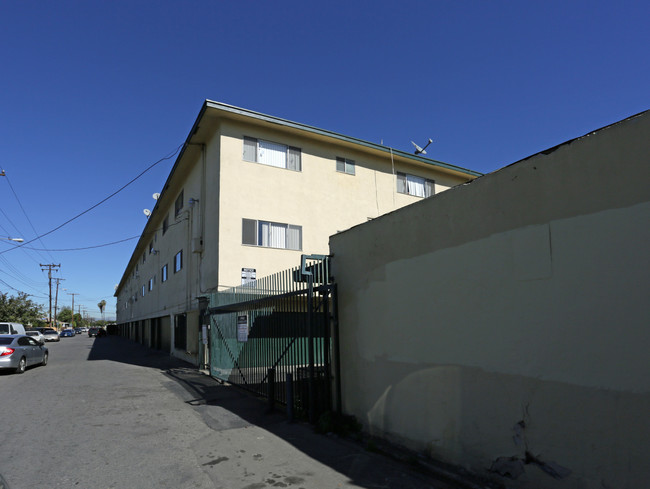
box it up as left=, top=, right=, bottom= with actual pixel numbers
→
left=214, top=120, right=471, bottom=289
left=330, top=112, right=650, bottom=489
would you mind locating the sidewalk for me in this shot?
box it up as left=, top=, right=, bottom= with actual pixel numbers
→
left=151, top=347, right=493, bottom=489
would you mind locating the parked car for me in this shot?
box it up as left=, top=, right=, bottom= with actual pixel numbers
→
left=74, top=328, right=83, bottom=335
left=41, top=329, right=60, bottom=342
left=60, top=329, right=75, bottom=338
left=0, top=322, right=26, bottom=335
left=88, top=327, right=100, bottom=337
left=25, top=329, right=45, bottom=344
left=0, top=335, right=49, bottom=374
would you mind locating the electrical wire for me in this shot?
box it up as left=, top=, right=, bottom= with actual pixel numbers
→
left=0, top=277, right=49, bottom=300
left=0, top=142, right=183, bottom=256
left=23, top=235, right=140, bottom=252
left=22, top=216, right=187, bottom=252
left=2, top=172, right=58, bottom=262
left=0, top=255, right=46, bottom=288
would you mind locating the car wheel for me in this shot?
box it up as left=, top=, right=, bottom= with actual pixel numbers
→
left=41, top=352, right=48, bottom=366
left=16, top=357, right=26, bottom=374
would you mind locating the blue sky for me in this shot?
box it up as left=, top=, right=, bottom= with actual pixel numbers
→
left=0, top=0, right=647, bottom=320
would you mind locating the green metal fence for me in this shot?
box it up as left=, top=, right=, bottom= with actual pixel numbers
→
left=207, top=255, right=336, bottom=422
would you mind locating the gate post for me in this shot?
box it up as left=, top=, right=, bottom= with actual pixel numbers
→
left=267, top=367, right=275, bottom=412
left=286, top=372, right=294, bottom=422
left=307, top=273, right=315, bottom=424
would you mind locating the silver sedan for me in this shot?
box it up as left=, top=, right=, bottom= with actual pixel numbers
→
left=0, top=335, right=49, bottom=374
left=41, top=329, right=60, bottom=342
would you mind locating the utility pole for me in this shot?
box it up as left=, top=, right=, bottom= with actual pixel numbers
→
left=67, top=292, right=79, bottom=328
left=40, top=264, right=60, bottom=328
left=54, top=278, right=64, bottom=329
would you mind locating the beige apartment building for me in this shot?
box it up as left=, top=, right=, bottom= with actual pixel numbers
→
left=114, top=100, right=480, bottom=364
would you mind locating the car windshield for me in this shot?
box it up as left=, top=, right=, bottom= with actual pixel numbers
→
left=0, top=338, right=13, bottom=345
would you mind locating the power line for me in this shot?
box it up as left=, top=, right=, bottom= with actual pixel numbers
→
left=21, top=217, right=187, bottom=253
left=0, top=143, right=183, bottom=256
left=23, top=235, right=140, bottom=252
left=2, top=171, right=57, bottom=262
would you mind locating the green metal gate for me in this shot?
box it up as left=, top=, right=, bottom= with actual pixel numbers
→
left=207, top=255, right=337, bottom=422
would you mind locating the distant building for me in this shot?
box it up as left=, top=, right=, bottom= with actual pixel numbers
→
left=114, top=100, right=480, bottom=364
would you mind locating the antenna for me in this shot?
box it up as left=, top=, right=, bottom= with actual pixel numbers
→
left=143, top=209, right=151, bottom=218
left=411, top=138, right=433, bottom=155
left=152, top=193, right=160, bottom=200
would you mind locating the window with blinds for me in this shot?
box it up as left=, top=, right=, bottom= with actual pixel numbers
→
left=336, top=157, right=355, bottom=175
left=243, top=136, right=301, bottom=171
left=242, top=218, right=302, bottom=251
left=396, top=172, right=435, bottom=198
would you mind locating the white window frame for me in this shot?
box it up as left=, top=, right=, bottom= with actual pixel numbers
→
left=174, top=250, right=183, bottom=273
left=242, top=218, right=302, bottom=251
left=336, top=157, right=355, bottom=175
left=243, top=136, right=301, bottom=171
left=175, top=190, right=184, bottom=217
left=396, top=172, right=435, bottom=198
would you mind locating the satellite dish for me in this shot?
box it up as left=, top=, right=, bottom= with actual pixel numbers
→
left=152, top=193, right=160, bottom=200
left=143, top=209, right=151, bottom=217
left=411, top=138, right=433, bottom=155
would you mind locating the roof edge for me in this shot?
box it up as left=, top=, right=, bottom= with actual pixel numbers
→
left=204, top=100, right=483, bottom=177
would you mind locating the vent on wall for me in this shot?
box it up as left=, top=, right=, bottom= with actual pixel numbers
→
left=192, top=237, right=203, bottom=253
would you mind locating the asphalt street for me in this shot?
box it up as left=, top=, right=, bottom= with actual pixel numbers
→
left=0, top=334, right=476, bottom=489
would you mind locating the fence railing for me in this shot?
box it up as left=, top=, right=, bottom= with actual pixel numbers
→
left=207, top=255, right=334, bottom=422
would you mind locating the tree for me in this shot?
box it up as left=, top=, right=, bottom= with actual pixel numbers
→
left=73, top=312, right=83, bottom=327
left=57, top=307, right=73, bottom=324
left=0, top=292, right=44, bottom=325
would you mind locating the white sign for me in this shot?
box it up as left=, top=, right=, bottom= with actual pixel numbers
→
left=237, top=315, right=248, bottom=342
left=241, top=268, right=256, bottom=285
left=202, top=324, right=208, bottom=345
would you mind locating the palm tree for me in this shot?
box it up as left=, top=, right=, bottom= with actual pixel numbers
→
left=98, top=300, right=106, bottom=322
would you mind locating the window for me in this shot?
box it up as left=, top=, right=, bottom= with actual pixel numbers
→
left=243, top=136, right=301, bottom=171
left=161, top=264, right=168, bottom=282
left=142, top=253, right=146, bottom=264
left=336, top=157, right=355, bottom=175
left=163, top=216, right=169, bottom=235
left=175, top=190, right=184, bottom=217
left=396, top=172, right=435, bottom=198
left=174, top=250, right=183, bottom=273
left=242, top=218, right=302, bottom=250
left=149, top=241, right=154, bottom=254
left=148, top=276, right=155, bottom=291
left=141, top=285, right=145, bottom=297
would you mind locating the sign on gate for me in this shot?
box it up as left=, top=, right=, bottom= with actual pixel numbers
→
left=237, top=314, right=248, bottom=342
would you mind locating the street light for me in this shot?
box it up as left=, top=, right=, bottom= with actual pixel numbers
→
left=2, top=237, right=23, bottom=242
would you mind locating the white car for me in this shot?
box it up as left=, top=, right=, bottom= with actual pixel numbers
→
left=25, top=329, right=45, bottom=344
left=41, top=329, right=60, bottom=342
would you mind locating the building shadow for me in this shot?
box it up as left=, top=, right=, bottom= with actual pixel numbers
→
left=86, top=335, right=471, bottom=489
